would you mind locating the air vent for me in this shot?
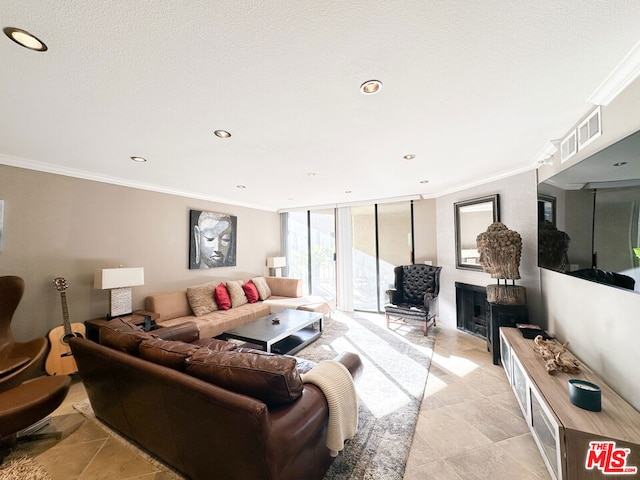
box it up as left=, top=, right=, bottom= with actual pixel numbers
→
left=560, top=129, right=577, bottom=163
left=577, top=106, right=602, bottom=150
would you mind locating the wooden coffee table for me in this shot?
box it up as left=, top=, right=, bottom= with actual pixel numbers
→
left=222, top=309, right=322, bottom=355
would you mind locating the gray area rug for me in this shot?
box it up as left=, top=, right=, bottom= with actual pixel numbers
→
left=0, top=452, right=51, bottom=480
left=299, top=312, right=435, bottom=480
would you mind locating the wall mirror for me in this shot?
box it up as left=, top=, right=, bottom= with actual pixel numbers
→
left=455, top=194, right=500, bottom=270
left=538, top=129, right=640, bottom=292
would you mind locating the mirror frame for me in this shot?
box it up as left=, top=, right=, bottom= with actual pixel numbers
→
left=455, top=194, right=500, bottom=271
left=537, top=194, right=556, bottom=226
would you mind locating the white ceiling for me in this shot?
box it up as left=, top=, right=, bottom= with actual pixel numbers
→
left=2, top=1, right=640, bottom=212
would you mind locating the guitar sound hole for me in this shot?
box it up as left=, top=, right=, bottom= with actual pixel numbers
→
left=61, top=332, right=84, bottom=345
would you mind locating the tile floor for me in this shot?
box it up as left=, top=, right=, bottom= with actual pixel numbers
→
left=12, top=321, right=550, bottom=479
left=403, top=326, right=550, bottom=480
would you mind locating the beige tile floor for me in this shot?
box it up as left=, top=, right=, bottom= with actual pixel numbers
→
left=12, top=321, right=550, bottom=479
left=403, top=326, right=550, bottom=480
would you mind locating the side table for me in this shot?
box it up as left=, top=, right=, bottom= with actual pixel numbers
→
left=487, top=303, right=528, bottom=365
left=85, top=312, right=160, bottom=343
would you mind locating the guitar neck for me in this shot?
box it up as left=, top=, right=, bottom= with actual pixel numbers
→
left=60, top=291, right=72, bottom=335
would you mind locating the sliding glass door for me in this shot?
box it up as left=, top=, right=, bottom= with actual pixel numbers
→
left=352, top=205, right=378, bottom=311
left=351, top=202, right=413, bottom=312
left=286, top=210, right=336, bottom=305
left=377, top=202, right=414, bottom=310
left=286, top=201, right=413, bottom=312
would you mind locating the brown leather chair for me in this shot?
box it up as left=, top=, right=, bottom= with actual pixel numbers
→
left=0, top=375, right=71, bottom=460
left=0, top=276, right=48, bottom=392
left=385, top=265, right=442, bottom=335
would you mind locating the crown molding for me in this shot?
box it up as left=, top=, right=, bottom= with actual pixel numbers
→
left=587, top=40, right=640, bottom=106
left=0, top=153, right=277, bottom=212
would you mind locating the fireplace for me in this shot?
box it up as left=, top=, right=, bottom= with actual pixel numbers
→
left=455, top=282, right=488, bottom=338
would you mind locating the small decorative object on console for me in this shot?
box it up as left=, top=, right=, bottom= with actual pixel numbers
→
left=272, top=317, right=280, bottom=324
left=533, top=335, right=580, bottom=375
left=568, top=379, right=602, bottom=411
left=516, top=323, right=552, bottom=340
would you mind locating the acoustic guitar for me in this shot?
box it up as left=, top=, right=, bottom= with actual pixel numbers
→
left=45, top=277, right=86, bottom=376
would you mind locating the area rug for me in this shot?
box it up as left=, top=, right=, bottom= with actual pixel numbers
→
left=298, top=312, right=435, bottom=480
left=0, top=452, right=51, bottom=480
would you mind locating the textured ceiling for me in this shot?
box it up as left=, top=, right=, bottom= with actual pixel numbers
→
left=2, top=1, right=640, bottom=212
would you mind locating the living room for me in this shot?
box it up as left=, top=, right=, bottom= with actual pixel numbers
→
left=2, top=3, right=640, bottom=479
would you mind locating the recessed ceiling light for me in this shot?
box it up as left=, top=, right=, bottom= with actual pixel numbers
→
left=613, top=162, right=627, bottom=167
left=236, top=185, right=246, bottom=189
left=3, top=27, right=48, bottom=51
left=130, top=156, right=147, bottom=163
left=419, top=180, right=429, bottom=184
left=404, top=154, right=415, bottom=160
left=359, top=80, right=383, bottom=95
left=214, top=130, right=231, bottom=138
left=307, top=172, right=317, bottom=177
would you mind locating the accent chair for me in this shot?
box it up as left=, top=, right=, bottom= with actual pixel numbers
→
left=384, top=264, right=442, bottom=336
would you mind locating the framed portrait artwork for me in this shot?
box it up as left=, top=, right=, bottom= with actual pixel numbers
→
left=189, top=210, right=237, bottom=269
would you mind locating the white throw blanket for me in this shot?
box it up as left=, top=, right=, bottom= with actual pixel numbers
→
left=301, top=360, right=358, bottom=457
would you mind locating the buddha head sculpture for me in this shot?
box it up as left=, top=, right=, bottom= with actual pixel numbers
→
left=476, top=222, right=522, bottom=280
left=538, top=220, right=570, bottom=272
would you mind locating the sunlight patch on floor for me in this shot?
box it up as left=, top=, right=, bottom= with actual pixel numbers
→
left=431, top=351, right=480, bottom=377
left=329, top=311, right=431, bottom=418
left=422, top=373, right=448, bottom=396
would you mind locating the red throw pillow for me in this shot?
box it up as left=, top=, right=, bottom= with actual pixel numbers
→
left=214, top=283, right=231, bottom=310
left=242, top=280, right=260, bottom=303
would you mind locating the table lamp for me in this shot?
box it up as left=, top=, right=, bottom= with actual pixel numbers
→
left=266, top=257, right=286, bottom=277
left=94, top=267, right=144, bottom=318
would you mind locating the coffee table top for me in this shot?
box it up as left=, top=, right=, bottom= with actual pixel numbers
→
left=224, top=308, right=321, bottom=344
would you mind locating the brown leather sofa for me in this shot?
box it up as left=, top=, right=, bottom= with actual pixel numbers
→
left=69, top=319, right=362, bottom=480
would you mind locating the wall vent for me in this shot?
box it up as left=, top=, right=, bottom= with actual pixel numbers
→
left=577, top=106, right=602, bottom=150
left=560, top=129, right=577, bottom=163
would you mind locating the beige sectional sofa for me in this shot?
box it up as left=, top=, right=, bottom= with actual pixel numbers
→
left=143, top=276, right=328, bottom=339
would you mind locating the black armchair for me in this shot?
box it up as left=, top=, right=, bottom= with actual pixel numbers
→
left=384, top=265, right=442, bottom=336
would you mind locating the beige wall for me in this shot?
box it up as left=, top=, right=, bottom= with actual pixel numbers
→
left=537, top=76, right=640, bottom=410
left=436, top=170, right=541, bottom=328
left=0, top=165, right=280, bottom=341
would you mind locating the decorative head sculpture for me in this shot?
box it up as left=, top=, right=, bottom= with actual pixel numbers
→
left=476, top=222, right=522, bottom=280
left=538, top=220, right=570, bottom=272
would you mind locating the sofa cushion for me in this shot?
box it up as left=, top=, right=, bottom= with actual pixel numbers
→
left=226, top=280, right=248, bottom=308
left=242, top=280, right=260, bottom=304
left=251, top=276, right=272, bottom=300
left=264, top=276, right=302, bottom=298
left=214, top=283, right=231, bottom=310
left=192, top=338, right=238, bottom=352
left=145, top=291, right=193, bottom=322
left=185, top=348, right=303, bottom=407
left=139, top=338, right=202, bottom=371
left=99, top=327, right=152, bottom=355
left=186, top=282, right=218, bottom=316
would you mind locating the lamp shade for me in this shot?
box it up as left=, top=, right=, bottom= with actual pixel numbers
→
left=266, top=257, right=286, bottom=268
left=94, top=267, right=144, bottom=290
